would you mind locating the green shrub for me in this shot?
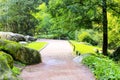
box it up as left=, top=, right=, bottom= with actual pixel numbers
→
left=77, top=29, right=101, bottom=46
left=82, top=55, right=120, bottom=80
left=108, top=31, right=120, bottom=49
left=12, top=66, right=21, bottom=75
left=78, top=32, right=97, bottom=45
left=12, top=61, right=26, bottom=77
left=108, top=13, right=120, bottom=49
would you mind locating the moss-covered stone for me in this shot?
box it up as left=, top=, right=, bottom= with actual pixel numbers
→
left=0, top=39, right=41, bottom=65
left=0, top=55, right=19, bottom=80
left=0, top=51, right=13, bottom=68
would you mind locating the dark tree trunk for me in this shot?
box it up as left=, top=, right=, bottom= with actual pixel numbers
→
left=102, top=0, right=108, bottom=56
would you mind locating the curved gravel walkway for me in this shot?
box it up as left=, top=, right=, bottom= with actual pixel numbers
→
left=20, top=39, right=95, bottom=80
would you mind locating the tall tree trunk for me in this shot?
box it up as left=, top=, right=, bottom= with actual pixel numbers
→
left=102, top=0, right=108, bottom=56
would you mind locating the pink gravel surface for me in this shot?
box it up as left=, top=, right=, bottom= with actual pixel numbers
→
left=20, top=39, right=95, bottom=80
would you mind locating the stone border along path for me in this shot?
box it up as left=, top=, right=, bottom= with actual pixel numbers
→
left=20, top=39, right=95, bottom=80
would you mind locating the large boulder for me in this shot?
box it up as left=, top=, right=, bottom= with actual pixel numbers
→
left=0, top=32, right=26, bottom=42
left=0, top=52, right=19, bottom=80
left=0, top=39, right=41, bottom=65
left=112, top=46, right=120, bottom=61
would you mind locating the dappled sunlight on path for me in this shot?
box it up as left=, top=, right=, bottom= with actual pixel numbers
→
left=20, top=39, right=95, bottom=80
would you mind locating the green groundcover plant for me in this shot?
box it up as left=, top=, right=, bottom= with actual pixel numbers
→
left=82, top=55, right=120, bottom=80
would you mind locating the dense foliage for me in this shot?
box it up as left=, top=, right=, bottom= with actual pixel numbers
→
left=0, top=0, right=42, bottom=35
left=77, top=29, right=101, bottom=46
left=33, top=0, right=103, bottom=39
left=32, top=0, right=120, bottom=49
left=0, top=0, right=120, bottom=79
left=0, top=0, right=120, bottom=48
left=82, top=55, right=120, bottom=80
left=70, top=40, right=120, bottom=79
left=108, top=13, right=120, bottom=49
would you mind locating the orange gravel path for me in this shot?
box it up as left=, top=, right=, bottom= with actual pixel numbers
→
left=20, top=39, right=95, bottom=80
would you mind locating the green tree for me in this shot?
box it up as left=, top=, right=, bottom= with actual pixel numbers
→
left=46, top=0, right=102, bottom=39
left=32, top=3, right=52, bottom=35
left=34, top=0, right=120, bottom=50
left=0, top=0, right=42, bottom=35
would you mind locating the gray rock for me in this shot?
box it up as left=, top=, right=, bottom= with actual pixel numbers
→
left=25, top=35, right=37, bottom=41
left=11, top=33, right=26, bottom=42
left=73, top=56, right=83, bottom=63
left=0, top=32, right=26, bottom=42
left=73, top=54, right=91, bottom=63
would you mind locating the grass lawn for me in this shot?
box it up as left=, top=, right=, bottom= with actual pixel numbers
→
left=70, top=40, right=101, bottom=54
left=26, top=42, right=47, bottom=50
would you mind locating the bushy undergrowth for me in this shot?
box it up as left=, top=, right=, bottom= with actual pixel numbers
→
left=82, top=55, right=120, bottom=80
left=36, top=34, right=58, bottom=39
left=77, top=29, right=102, bottom=46
left=12, top=66, right=21, bottom=75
